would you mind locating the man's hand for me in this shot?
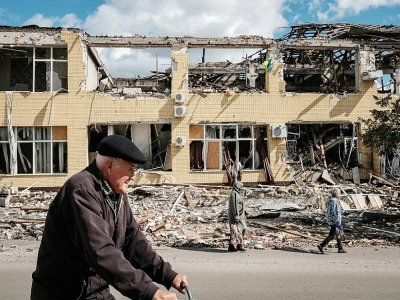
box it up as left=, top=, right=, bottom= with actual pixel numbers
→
left=171, top=273, right=189, bottom=294
left=151, top=273, right=189, bottom=300
left=152, top=289, right=177, bottom=300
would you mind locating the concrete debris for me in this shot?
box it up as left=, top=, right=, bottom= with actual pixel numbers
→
left=0, top=182, right=399, bottom=250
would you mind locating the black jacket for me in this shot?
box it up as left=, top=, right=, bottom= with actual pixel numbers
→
left=31, top=161, right=176, bottom=300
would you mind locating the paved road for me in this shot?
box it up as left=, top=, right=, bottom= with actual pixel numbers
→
left=0, top=240, right=399, bottom=300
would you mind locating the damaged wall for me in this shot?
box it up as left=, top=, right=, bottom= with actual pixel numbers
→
left=0, top=28, right=177, bottom=188
left=1, top=24, right=398, bottom=188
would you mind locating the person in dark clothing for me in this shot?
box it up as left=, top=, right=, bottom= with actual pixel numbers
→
left=317, top=188, right=347, bottom=254
left=227, top=180, right=246, bottom=252
left=31, top=135, right=188, bottom=300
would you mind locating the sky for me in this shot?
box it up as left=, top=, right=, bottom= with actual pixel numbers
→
left=1, top=0, right=400, bottom=77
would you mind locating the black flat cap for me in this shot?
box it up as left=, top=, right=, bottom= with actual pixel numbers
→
left=97, top=135, right=147, bottom=164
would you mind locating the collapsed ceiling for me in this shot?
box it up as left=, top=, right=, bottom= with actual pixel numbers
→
left=85, top=23, right=400, bottom=96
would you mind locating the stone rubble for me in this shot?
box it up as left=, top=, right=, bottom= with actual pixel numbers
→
left=1, top=182, right=399, bottom=252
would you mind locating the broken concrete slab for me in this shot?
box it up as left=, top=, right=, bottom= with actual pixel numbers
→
left=321, top=169, right=336, bottom=185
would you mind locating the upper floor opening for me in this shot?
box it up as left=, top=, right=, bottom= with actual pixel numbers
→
left=0, top=46, right=68, bottom=92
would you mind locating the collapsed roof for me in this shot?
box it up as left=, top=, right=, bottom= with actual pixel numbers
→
left=82, top=23, right=400, bottom=95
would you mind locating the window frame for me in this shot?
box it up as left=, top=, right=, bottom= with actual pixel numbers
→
left=0, top=46, right=68, bottom=92
left=33, top=47, right=68, bottom=92
left=190, top=123, right=268, bottom=171
left=0, top=126, right=67, bottom=175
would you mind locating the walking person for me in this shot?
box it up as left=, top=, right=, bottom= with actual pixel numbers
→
left=318, top=188, right=347, bottom=254
left=31, top=135, right=189, bottom=300
left=227, top=180, right=247, bottom=252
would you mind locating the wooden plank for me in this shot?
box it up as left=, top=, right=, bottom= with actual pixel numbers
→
left=263, top=157, right=275, bottom=184
left=339, top=186, right=353, bottom=204
left=206, top=141, right=220, bottom=169
left=169, top=191, right=184, bottom=213
left=339, top=200, right=351, bottom=211
left=367, top=195, right=383, bottom=209
left=1, top=219, right=45, bottom=224
left=21, top=206, right=49, bottom=211
left=189, top=124, right=204, bottom=139
left=361, top=225, right=400, bottom=236
left=52, top=126, right=67, bottom=140
left=350, top=194, right=368, bottom=210
left=369, top=172, right=398, bottom=187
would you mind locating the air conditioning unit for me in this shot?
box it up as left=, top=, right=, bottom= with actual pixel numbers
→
left=271, top=124, right=288, bottom=138
left=175, top=136, right=187, bottom=146
left=175, top=93, right=186, bottom=103
left=174, top=105, right=187, bottom=117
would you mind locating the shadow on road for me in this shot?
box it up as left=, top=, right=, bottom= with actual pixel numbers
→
left=272, top=246, right=322, bottom=255
left=172, top=246, right=325, bottom=254
left=175, top=247, right=229, bottom=253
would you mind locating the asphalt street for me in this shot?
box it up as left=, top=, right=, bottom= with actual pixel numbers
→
left=0, top=240, right=399, bottom=300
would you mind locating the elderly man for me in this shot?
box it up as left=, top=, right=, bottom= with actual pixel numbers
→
left=31, top=135, right=188, bottom=300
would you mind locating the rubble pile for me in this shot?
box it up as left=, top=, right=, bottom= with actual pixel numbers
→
left=1, top=182, right=399, bottom=250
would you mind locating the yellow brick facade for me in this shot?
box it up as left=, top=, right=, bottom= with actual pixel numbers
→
left=0, top=29, right=383, bottom=189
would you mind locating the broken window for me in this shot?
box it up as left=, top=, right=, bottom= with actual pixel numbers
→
left=88, top=123, right=172, bottom=170
left=381, top=147, right=400, bottom=181
left=189, top=124, right=267, bottom=171
left=0, top=126, right=67, bottom=174
left=0, top=127, right=11, bottom=174
left=0, top=46, right=67, bottom=92
left=188, top=49, right=268, bottom=93
left=285, top=123, right=359, bottom=172
left=35, top=47, right=68, bottom=92
left=373, top=51, right=400, bottom=94
left=95, top=48, right=172, bottom=98
left=282, top=48, right=356, bottom=93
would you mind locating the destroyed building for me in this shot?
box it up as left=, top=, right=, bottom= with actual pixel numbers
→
left=0, top=23, right=400, bottom=189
